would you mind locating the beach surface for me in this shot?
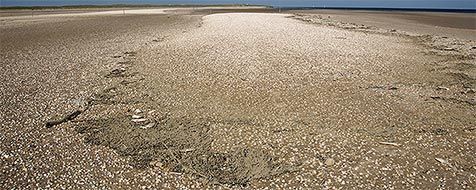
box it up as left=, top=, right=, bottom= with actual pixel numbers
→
left=288, top=9, right=476, bottom=40
left=1, top=7, right=475, bottom=189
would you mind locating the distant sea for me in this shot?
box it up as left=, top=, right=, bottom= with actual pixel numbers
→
left=1, top=0, right=475, bottom=12
left=283, top=7, right=476, bottom=13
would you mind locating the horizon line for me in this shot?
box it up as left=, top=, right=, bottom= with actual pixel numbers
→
left=1, top=4, right=475, bottom=12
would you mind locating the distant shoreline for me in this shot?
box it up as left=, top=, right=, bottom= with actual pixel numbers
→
left=1, top=4, right=474, bottom=13
left=0, top=4, right=268, bottom=10
left=280, top=7, right=476, bottom=13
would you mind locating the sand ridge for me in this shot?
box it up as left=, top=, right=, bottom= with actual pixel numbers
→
left=68, top=12, right=475, bottom=188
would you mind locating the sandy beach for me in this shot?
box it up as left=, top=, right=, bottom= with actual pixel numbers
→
left=289, top=9, right=476, bottom=40
left=1, top=7, right=475, bottom=189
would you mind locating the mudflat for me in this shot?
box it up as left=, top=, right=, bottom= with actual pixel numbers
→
left=0, top=8, right=125, bottom=17
left=1, top=7, right=475, bottom=189
left=289, top=9, right=476, bottom=40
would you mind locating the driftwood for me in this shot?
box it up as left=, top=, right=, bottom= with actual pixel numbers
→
left=45, top=99, right=92, bottom=128
left=45, top=110, right=83, bottom=128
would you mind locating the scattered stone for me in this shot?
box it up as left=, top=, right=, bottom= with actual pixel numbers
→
left=132, top=115, right=143, bottom=119
left=118, top=61, right=132, bottom=65
left=147, top=110, right=156, bottom=115
left=112, top=55, right=122, bottom=58
left=368, top=85, right=385, bottom=90
left=132, top=118, right=147, bottom=123
left=379, top=142, right=401, bottom=147
left=120, top=78, right=142, bottom=86
left=435, top=158, right=449, bottom=164
left=179, top=148, right=195, bottom=152
left=139, top=122, right=155, bottom=129
left=134, top=109, right=142, bottom=114
left=106, top=68, right=126, bottom=78
left=389, top=29, right=397, bottom=32
left=433, top=128, right=448, bottom=135
left=436, top=86, right=449, bottom=91
left=389, top=86, right=398, bottom=90
left=443, top=47, right=455, bottom=51
left=150, top=161, right=163, bottom=168
left=462, top=88, right=475, bottom=94
left=463, top=127, right=475, bottom=132
left=152, top=39, right=161, bottom=42
left=124, top=51, right=137, bottom=56
left=325, top=158, right=335, bottom=166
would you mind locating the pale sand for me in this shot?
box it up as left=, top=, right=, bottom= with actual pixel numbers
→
left=0, top=6, right=268, bottom=18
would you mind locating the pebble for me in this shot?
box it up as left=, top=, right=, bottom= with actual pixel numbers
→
left=325, top=158, right=335, bottom=166
left=436, top=86, right=449, bottom=91
left=462, top=88, right=475, bottom=94
left=435, top=158, right=448, bottom=164
left=132, top=118, right=147, bottom=123
left=132, top=115, right=143, bottom=119
left=139, top=122, right=155, bottom=129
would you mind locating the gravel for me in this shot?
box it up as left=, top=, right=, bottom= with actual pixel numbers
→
left=1, top=13, right=204, bottom=189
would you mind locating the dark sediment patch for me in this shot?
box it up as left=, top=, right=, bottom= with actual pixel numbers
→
left=74, top=115, right=293, bottom=186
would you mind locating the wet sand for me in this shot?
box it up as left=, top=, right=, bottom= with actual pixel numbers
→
left=1, top=7, right=475, bottom=189
left=289, top=10, right=476, bottom=40
left=0, top=8, right=125, bottom=17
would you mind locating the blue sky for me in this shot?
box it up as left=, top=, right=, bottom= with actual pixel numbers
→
left=1, top=0, right=475, bottom=9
